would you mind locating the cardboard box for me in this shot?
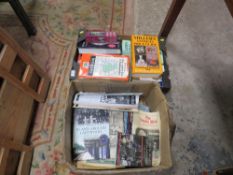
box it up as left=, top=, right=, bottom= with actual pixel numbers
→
left=64, top=80, right=172, bottom=174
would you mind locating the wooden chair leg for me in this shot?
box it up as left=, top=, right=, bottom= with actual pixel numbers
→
left=159, top=0, right=186, bottom=38
left=225, top=0, right=233, bottom=18
left=8, top=0, right=37, bottom=36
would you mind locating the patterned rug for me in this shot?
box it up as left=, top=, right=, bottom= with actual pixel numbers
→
left=0, top=0, right=129, bottom=174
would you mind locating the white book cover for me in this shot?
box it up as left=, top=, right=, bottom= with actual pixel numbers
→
left=73, top=92, right=141, bottom=111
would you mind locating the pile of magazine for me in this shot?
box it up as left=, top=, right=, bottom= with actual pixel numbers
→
left=72, top=92, right=161, bottom=169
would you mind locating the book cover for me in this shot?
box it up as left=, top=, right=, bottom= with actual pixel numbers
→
left=85, top=31, right=118, bottom=45
left=78, top=40, right=121, bottom=54
left=77, top=30, right=121, bottom=54
left=109, top=111, right=124, bottom=161
left=73, top=108, right=110, bottom=161
left=132, top=111, right=161, bottom=166
left=73, top=92, right=141, bottom=111
left=131, top=35, right=163, bottom=75
left=116, top=133, right=153, bottom=167
left=78, top=53, right=129, bottom=81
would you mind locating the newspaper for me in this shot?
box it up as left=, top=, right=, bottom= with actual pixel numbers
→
left=73, top=92, right=141, bottom=112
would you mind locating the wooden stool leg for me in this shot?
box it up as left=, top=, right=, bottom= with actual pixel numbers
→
left=159, top=0, right=186, bottom=38
left=225, top=0, right=233, bottom=18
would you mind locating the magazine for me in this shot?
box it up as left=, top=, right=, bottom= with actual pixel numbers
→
left=73, top=92, right=141, bottom=111
left=132, top=111, right=161, bottom=166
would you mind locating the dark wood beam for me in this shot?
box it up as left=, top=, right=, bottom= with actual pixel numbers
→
left=159, top=0, right=186, bottom=38
left=225, top=0, right=233, bottom=18
left=8, top=0, right=37, bottom=36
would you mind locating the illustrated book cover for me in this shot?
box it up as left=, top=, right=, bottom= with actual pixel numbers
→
left=77, top=53, right=129, bottom=81
left=131, top=34, right=163, bottom=76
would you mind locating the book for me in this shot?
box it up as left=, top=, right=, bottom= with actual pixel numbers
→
left=116, top=133, right=153, bottom=167
left=131, top=34, right=163, bottom=78
left=77, top=53, right=129, bottom=81
left=132, top=111, right=161, bottom=166
left=85, top=31, right=118, bottom=45
left=77, top=31, right=121, bottom=54
left=121, top=40, right=131, bottom=57
left=109, top=111, right=124, bottom=160
left=123, top=112, right=133, bottom=134
left=73, top=108, right=126, bottom=168
left=78, top=40, right=121, bottom=54
left=73, top=108, right=110, bottom=161
left=73, top=92, right=141, bottom=112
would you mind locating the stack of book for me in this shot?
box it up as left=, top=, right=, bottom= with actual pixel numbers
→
left=72, top=92, right=161, bottom=169
left=73, top=30, right=171, bottom=90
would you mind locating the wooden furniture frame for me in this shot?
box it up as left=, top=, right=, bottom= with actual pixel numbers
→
left=159, top=0, right=233, bottom=38
left=0, top=27, right=50, bottom=175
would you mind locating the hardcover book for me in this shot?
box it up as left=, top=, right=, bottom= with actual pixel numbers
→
left=132, top=111, right=161, bottom=166
left=77, top=53, right=129, bottom=81
left=131, top=35, right=163, bottom=77
left=116, top=133, right=153, bottom=167
left=73, top=108, right=110, bottom=161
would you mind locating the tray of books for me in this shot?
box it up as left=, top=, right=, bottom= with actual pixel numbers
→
left=70, top=30, right=171, bottom=92
left=63, top=80, right=172, bottom=174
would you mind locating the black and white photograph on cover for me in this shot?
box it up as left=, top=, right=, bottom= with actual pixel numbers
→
left=136, top=128, right=159, bottom=158
left=74, top=108, right=109, bottom=125
left=135, top=46, right=147, bottom=67
left=145, top=46, right=159, bottom=67
left=117, top=133, right=153, bottom=167
left=100, top=95, right=136, bottom=105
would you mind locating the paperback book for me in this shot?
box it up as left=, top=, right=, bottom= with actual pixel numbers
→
left=132, top=111, right=161, bottom=166
left=73, top=92, right=141, bottom=112
left=77, top=31, right=121, bottom=54
left=116, top=133, right=153, bottom=167
left=131, top=34, right=163, bottom=78
left=77, top=53, right=129, bottom=81
left=73, top=108, right=110, bottom=161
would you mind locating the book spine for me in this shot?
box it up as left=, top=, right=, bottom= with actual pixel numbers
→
left=116, top=132, right=122, bottom=165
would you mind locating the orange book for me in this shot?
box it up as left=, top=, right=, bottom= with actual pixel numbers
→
left=78, top=53, right=129, bottom=81
left=131, top=35, right=163, bottom=77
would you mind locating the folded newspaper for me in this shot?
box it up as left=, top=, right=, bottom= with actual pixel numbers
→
left=73, top=92, right=142, bottom=111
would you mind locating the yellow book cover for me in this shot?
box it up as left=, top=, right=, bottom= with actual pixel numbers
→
left=131, top=34, right=163, bottom=75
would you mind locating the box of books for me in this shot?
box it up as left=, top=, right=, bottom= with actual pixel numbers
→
left=63, top=80, right=172, bottom=174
